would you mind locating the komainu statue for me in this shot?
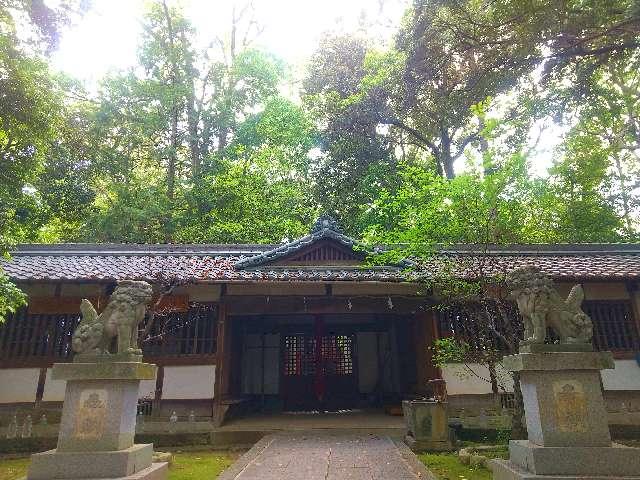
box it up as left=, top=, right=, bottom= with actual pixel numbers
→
left=506, top=266, right=593, bottom=346
left=72, top=280, right=153, bottom=355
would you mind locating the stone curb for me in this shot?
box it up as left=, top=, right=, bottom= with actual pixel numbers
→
left=393, top=438, right=439, bottom=480
left=216, top=434, right=275, bottom=480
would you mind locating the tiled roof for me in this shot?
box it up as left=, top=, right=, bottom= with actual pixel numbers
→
left=2, top=243, right=640, bottom=283
left=430, top=247, right=640, bottom=280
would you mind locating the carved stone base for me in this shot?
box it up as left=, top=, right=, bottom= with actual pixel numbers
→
left=30, top=361, right=165, bottom=480
left=506, top=440, right=640, bottom=477
left=52, top=362, right=156, bottom=452
left=503, top=352, right=614, bottom=448
left=27, top=444, right=158, bottom=480
left=494, top=351, right=640, bottom=479
left=490, top=458, right=640, bottom=480
left=117, top=462, right=168, bottom=480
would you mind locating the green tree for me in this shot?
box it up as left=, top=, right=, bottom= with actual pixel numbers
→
left=71, top=0, right=287, bottom=242
left=178, top=97, right=317, bottom=243
left=0, top=0, right=86, bottom=320
left=303, top=34, right=398, bottom=234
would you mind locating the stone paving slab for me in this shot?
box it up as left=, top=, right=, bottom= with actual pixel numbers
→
left=218, top=432, right=435, bottom=480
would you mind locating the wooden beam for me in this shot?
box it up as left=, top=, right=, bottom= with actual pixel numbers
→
left=27, top=297, right=107, bottom=315
left=222, top=295, right=431, bottom=315
left=0, top=357, right=60, bottom=369
left=27, top=294, right=190, bottom=315
left=425, top=310, right=442, bottom=380
left=413, top=312, right=429, bottom=395
left=153, top=295, right=189, bottom=312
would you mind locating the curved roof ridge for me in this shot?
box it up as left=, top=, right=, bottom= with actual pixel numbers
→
left=235, top=226, right=367, bottom=268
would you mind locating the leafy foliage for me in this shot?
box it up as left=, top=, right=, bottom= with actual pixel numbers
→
left=1, top=0, right=639, bottom=322
left=0, top=270, right=26, bottom=323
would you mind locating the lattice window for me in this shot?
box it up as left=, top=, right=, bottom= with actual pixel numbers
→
left=437, top=300, right=640, bottom=353
left=284, top=335, right=317, bottom=376
left=0, top=310, right=79, bottom=361
left=437, top=303, right=522, bottom=352
left=284, top=334, right=354, bottom=376
left=0, top=304, right=217, bottom=361
left=140, top=304, right=217, bottom=356
left=283, top=336, right=299, bottom=375
left=585, top=301, right=639, bottom=352
left=321, top=335, right=354, bottom=375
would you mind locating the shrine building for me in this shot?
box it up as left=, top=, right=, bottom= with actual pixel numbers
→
left=1, top=217, right=639, bottom=429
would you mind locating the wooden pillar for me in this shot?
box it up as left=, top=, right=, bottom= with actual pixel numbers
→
left=212, top=303, right=231, bottom=426
left=414, top=310, right=442, bottom=395
left=627, top=281, right=640, bottom=344
left=152, top=365, right=164, bottom=417
left=34, top=367, right=47, bottom=407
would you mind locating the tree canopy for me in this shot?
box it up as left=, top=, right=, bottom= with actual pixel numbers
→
left=1, top=0, right=639, bottom=320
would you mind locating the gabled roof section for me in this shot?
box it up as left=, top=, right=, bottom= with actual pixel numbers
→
left=235, top=215, right=370, bottom=269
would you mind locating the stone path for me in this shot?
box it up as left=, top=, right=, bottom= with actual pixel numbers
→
left=218, top=432, right=435, bottom=480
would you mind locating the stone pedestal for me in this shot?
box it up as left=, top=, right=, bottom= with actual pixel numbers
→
left=27, top=360, right=168, bottom=480
left=490, top=351, right=640, bottom=480
left=402, top=400, right=453, bottom=452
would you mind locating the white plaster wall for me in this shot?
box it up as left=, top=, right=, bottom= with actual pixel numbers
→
left=42, top=368, right=66, bottom=402
left=162, top=365, right=215, bottom=399
left=601, top=360, right=640, bottom=391
left=442, top=363, right=514, bottom=395
left=0, top=368, right=39, bottom=403
left=139, top=379, right=156, bottom=399
left=444, top=359, right=640, bottom=395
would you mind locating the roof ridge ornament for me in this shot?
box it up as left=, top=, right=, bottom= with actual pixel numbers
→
left=311, top=214, right=343, bottom=234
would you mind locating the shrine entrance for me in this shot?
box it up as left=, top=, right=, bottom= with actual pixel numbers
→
left=233, top=312, right=417, bottom=414
left=282, top=317, right=358, bottom=411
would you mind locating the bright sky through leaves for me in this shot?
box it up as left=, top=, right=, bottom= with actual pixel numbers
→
left=49, top=0, right=563, bottom=175
left=52, top=0, right=407, bottom=83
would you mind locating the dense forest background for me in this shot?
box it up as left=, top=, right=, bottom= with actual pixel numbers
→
left=2, top=0, right=640, bottom=257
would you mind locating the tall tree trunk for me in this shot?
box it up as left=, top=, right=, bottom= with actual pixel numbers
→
left=161, top=0, right=179, bottom=241
left=613, top=154, right=633, bottom=235
left=440, top=129, right=455, bottom=179
left=168, top=112, right=177, bottom=201
left=180, top=31, right=200, bottom=179
left=488, top=361, right=499, bottom=394
left=217, top=5, right=241, bottom=154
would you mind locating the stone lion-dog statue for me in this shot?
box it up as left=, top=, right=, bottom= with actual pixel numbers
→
left=506, top=266, right=593, bottom=346
left=72, top=280, right=154, bottom=355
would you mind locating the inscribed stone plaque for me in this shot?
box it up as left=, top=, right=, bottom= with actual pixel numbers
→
left=553, top=380, right=587, bottom=433
left=75, top=389, right=107, bottom=439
